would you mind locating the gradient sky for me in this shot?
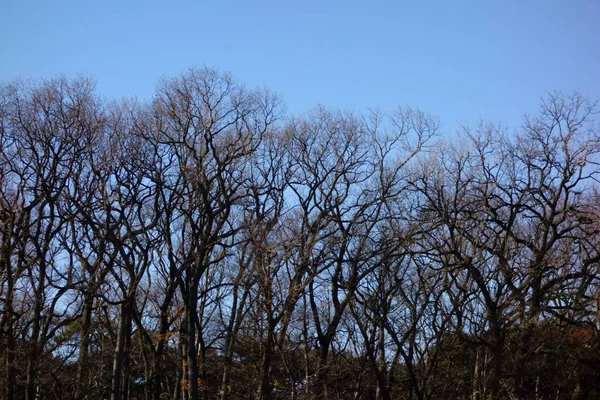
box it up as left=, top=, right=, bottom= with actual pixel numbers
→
left=2, top=0, right=599, bottom=131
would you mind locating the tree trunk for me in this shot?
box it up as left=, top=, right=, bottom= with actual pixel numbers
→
left=491, top=337, right=504, bottom=400
left=220, top=283, right=248, bottom=400
left=258, top=328, right=274, bottom=400
left=4, top=325, right=15, bottom=400
left=111, top=301, right=131, bottom=400
left=314, top=338, right=331, bottom=400
left=26, top=265, right=45, bottom=400
left=186, top=287, right=200, bottom=400
left=375, top=323, right=390, bottom=400
left=472, top=346, right=481, bottom=400
left=75, top=294, right=94, bottom=399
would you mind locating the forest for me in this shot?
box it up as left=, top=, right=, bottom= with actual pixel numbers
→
left=1, top=68, right=599, bottom=400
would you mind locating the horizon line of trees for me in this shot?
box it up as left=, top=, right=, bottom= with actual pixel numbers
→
left=1, top=68, right=599, bottom=400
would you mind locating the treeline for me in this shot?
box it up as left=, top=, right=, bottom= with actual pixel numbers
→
left=1, top=68, right=599, bottom=400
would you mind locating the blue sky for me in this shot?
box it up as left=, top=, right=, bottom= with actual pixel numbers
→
left=2, top=0, right=599, bottom=131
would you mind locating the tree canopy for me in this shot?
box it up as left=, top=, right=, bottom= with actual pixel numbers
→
left=1, top=69, right=599, bottom=400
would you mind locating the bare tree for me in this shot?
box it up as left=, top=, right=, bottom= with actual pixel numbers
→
left=151, top=67, right=281, bottom=400
left=2, top=69, right=598, bottom=400
left=0, top=77, right=103, bottom=400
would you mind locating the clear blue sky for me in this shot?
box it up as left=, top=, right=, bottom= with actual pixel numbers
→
left=2, top=0, right=599, bottom=130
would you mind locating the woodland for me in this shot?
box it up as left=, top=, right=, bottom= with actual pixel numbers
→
left=1, top=68, right=599, bottom=400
